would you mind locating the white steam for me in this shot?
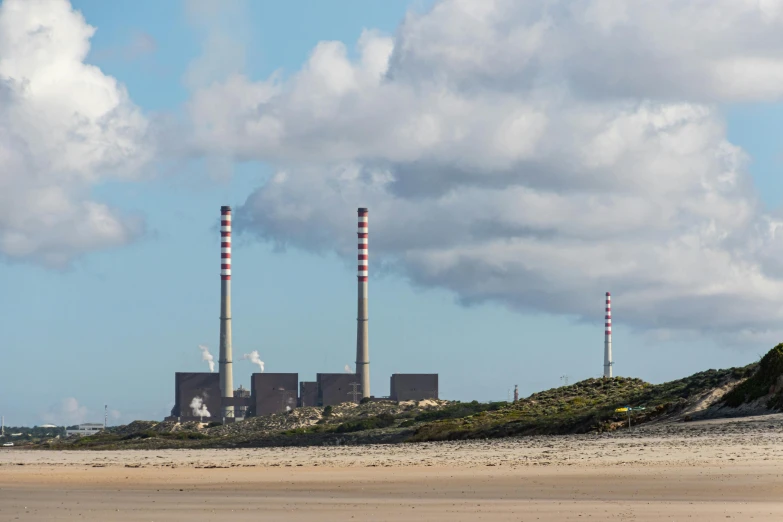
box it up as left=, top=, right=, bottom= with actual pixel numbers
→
left=243, top=351, right=265, bottom=372
left=344, top=364, right=352, bottom=373
left=199, top=345, right=215, bottom=372
left=190, top=397, right=210, bottom=418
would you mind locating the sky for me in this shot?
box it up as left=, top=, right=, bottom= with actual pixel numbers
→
left=3, top=0, right=783, bottom=426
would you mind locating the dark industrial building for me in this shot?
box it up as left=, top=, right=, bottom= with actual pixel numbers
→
left=299, top=381, right=318, bottom=407
left=251, top=373, right=298, bottom=415
left=390, top=374, right=438, bottom=401
left=317, top=373, right=361, bottom=406
left=172, top=372, right=221, bottom=421
left=234, top=385, right=251, bottom=419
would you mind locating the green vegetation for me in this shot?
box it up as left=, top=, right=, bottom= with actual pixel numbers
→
left=122, top=431, right=209, bottom=441
left=281, top=425, right=330, bottom=436
left=723, top=344, right=783, bottom=408
left=409, top=366, right=750, bottom=443
left=0, top=425, right=65, bottom=444
left=323, top=406, right=333, bottom=417
left=335, top=413, right=396, bottom=433
left=70, top=434, right=122, bottom=448
left=414, top=401, right=508, bottom=422
left=67, top=430, right=209, bottom=448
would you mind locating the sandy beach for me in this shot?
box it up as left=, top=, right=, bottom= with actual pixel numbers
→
left=3, top=415, right=783, bottom=521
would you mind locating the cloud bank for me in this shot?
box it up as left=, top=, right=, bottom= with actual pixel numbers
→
left=0, top=0, right=152, bottom=267
left=183, top=0, right=783, bottom=344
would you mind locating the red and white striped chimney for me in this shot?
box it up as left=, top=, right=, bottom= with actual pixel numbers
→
left=221, top=208, right=231, bottom=280
left=603, top=291, right=613, bottom=378
left=219, top=206, right=234, bottom=420
left=356, top=208, right=370, bottom=398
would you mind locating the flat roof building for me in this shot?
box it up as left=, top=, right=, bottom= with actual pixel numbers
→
left=390, top=374, right=438, bottom=402
left=65, top=423, right=104, bottom=437
left=299, top=381, right=318, bottom=407
left=317, top=373, right=361, bottom=406
left=251, top=373, right=298, bottom=416
left=173, top=372, right=221, bottom=421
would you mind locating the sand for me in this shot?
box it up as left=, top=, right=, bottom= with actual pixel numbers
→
left=3, top=415, right=783, bottom=521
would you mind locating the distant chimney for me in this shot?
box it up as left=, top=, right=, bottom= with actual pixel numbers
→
left=356, top=208, right=370, bottom=398
left=604, top=292, right=613, bottom=378
left=219, top=206, right=234, bottom=420
left=513, top=385, right=519, bottom=402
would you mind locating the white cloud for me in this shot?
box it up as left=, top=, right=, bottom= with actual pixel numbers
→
left=183, top=0, right=249, bottom=90
left=0, top=0, right=152, bottom=266
left=41, top=397, right=90, bottom=426
left=388, top=0, right=783, bottom=102
left=185, top=0, right=783, bottom=344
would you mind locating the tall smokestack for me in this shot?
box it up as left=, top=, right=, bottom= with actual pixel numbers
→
left=219, top=206, right=234, bottom=419
left=604, top=291, right=613, bottom=378
left=356, top=208, right=370, bottom=398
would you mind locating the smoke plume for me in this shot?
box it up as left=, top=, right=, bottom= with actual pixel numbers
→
left=344, top=364, right=352, bottom=373
left=190, top=396, right=210, bottom=418
left=243, top=351, right=264, bottom=372
left=199, top=345, right=215, bottom=372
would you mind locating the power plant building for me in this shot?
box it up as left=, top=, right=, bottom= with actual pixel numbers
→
left=234, top=385, right=251, bottom=419
left=167, top=206, right=444, bottom=422
left=251, top=373, right=298, bottom=415
left=299, top=381, right=318, bottom=407
left=390, top=374, right=438, bottom=401
left=173, top=372, right=221, bottom=421
left=317, top=373, right=361, bottom=406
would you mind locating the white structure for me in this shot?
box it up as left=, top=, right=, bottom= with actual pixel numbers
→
left=604, top=291, right=613, bottom=378
left=65, top=423, right=104, bottom=437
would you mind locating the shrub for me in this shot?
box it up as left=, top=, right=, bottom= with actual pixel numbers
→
left=415, top=401, right=506, bottom=422
left=335, top=413, right=396, bottom=433
left=281, top=425, right=328, bottom=436
left=323, top=406, right=333, bottom=417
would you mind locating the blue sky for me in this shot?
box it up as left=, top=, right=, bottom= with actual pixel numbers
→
left=2, top=0, right=782, bottom=426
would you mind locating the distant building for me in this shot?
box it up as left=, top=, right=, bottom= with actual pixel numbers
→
left=234, top=385, right=251, bottom=419
left=172, top=372, right=221, bottom=422
left=251, top=373, right=298, bottom=415
left=299, top=381, right=318, bottom=407
left=65, top=423, right=104, bottom=437
left=317, top=373, right=361, bottom=406
left=390, top=374, right=438, bottom=401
